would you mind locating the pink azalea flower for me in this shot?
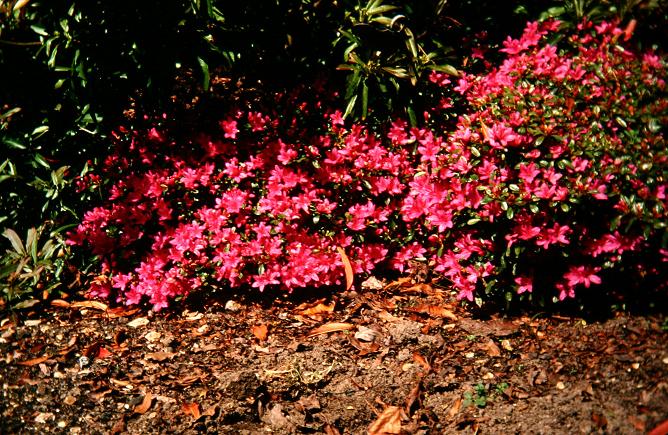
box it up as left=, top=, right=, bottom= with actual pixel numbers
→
left=247, top=111, right=267, bottom=132
left=557, top=283, right=575, bottom=301
left=515, top=276, right=533, bottom=294
left=220, top=117, right=239, bottom=139
left=391, top=243, right=426, bottom=273
left=251, top=270, right=281, bottom=292
left=330, top=110, right=344, bottom=126
left=519, top=162, right=541, bottom=184
left=147, top=128, right=163, bottom=142
left=536, top=223, right=571, bottom=249
left=564, top=265, right=602, bottom=289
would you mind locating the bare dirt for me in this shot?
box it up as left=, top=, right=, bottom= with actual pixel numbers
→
left=1, top=279, right=667, bottom=434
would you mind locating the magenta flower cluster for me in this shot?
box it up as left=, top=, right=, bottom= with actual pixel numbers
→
left=69, top=20, right=667, bottom=310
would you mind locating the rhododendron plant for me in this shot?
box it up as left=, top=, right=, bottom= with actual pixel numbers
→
left=70, top=20, right=667, bottom=310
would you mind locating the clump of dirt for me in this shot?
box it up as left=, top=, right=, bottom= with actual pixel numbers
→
left=1, top=282, right=666, bottom=434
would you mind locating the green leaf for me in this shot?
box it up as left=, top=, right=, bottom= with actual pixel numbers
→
left=40, top=239, right=56, bottom=259
left=197, top=57, right=210, bottom=91
left=3, top=139, right=25, bottom=150
left=404, top=28, right=418, bottom=59
left=203, top=0, right=213, bottom=17
left=345, top=70, right=361, bottom=99
left=31, top=125, right=49, bottom=136
left=367, top=4, right=399, bottom=16
left=370, top=16, right=392, bottom=26
left=539, top=6, right=565, bottom=20
left=338, top=29, right=360, bottom=46
left=343, top=94, right=358, bottom=120
left=648, top=118, right=661, bottom=133
left=13, top=299, right=40, bottom=310
left=30, top=25, right=48, bottom=36
left=428, top=64, right=460, bottom=76
left=361, top=80, right=369, bottom=119
left=0, top=107, right=21, bottom=120
left=382, top=67, right=409, bottom=79
left=28, top=228, right=40, bottom=264
left=47, top=44, right=59, bottom=69
left=33, top=154, right=51, bottom=169
left=407, top=105, right=417, bottom=127
left=3, top=228, right=25, bottom=256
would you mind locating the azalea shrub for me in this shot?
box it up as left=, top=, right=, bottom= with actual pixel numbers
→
left=69, top=20, right=668, bottom=310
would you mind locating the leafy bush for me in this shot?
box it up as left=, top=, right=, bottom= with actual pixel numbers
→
left=412, top=19, right=667, bottom=307
left=69, top=19, right=667, bottom=311
left=0, top=224, right=70, bottom=307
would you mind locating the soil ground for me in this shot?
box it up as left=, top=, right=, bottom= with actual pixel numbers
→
left=1, top=278, right=667, bottom=434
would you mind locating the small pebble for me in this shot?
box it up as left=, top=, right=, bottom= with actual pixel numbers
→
left=225, top=300, right=241, bottom=312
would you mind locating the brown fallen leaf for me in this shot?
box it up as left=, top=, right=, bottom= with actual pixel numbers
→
left=83, top=341, right=102, bottom=359
left=182, top=402, right=201, bottom=419
left=405, top=381, right=423, bottom=414
left=400, top=283, right=436, bottom=295
left=90, top=389, right=113, bottom=402
left=409, top=305, right=458, bottom=321
left=70, top=300, right=109, bottom=311
left=16, top=355, right=50, bottom=366
left=109, top=416, right=126, bottom=435
left=296, top=394, right=321, bottom=412
left=177, top=374, right=204, bottom=386
left=294, top=298, right=325, bottom=311
left=298, top=301, right=335, bottom=318
left=648, top=418, right=668, bottom=435
left=202, top=404, right=217, bottom=418
left=97, top=347, right=113, bottom=359
left=146, top=351, right=177, bottom=362
left=480, top=120, right=491, bottom=141
left=591, top=411, right=608, bottom=429
left=348, top=336, right=381, bottom=356
left=447, top=398, right=462, bottom=420
left=127, top=317, right=150, bottom=328
left=307, top=322, right=355, bottom=338
left=251, top=324, right=269, bottom=341
left=50, top=299, right=71, bottom=308
left=483, top=339, right=502, bottom=357
left=110, top=378, right=132, bottom=388
left=385, top=276, right=412, bottom=289
left=324, top=424, right=341, bottom=435
left=412, top=352, right=431, bottom=373
left=134, top=392, right=153, bottom=414
left=104, top=307, right=139, bottom=318
left=421, top=318, right=443, bottom=334
left=377, top=310, right=401, bottom=323
left=336, top=246, right=354, bottom=291
left=368, top=405, right=404, bottom=435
